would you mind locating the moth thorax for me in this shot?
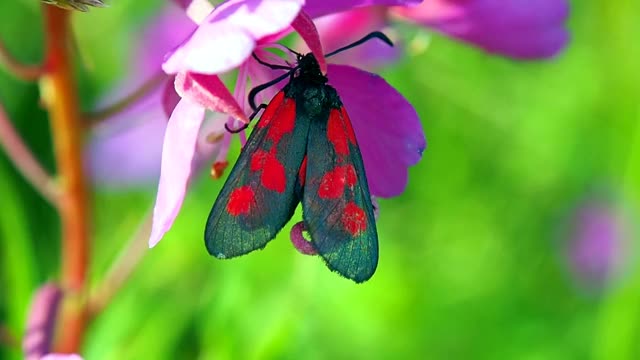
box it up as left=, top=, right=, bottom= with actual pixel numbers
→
left=298, top=53, right=327, bottom=84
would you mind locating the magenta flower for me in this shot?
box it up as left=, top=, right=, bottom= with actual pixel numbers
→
left=303, top=6, right=401, bottom=70
left=23, top=284, right=62, bottom=360
left=326, top=65, right=424, bottom=197
left=567, top=200, right=627, bottom=290
left=313, top=0, right=569, bottom=65
left=149, top=0, right=426, bottom=247
left=394, top=0, right=570, bottom=59
left=86, top=4, right=196, bottom=187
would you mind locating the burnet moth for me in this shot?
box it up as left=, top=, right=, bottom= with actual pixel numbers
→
left=205, top=32, right=393, bottom=283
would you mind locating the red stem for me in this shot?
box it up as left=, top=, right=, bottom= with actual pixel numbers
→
left=41, top=5, right=90, bottom=353
left=0, top=102, right=60, bottom=206
left=0, top=40, right=44, bottom=81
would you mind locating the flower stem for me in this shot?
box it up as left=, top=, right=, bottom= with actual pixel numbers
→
left=88, top=213, right=152, bottom=317
left=0, top=324, right=19, bottom=349
left=84, top=71, right=167, bottom=125
left=0, top=102, right=60, bottom=206
left=0, top=39, right=44, bottom=81
left=41, top=5, right=90, bottom=353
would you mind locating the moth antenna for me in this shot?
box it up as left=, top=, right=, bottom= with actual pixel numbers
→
left=248, top=70, right=295, bottom=111
left=325, top=31, right=393, bottom=58
left=283, top=45, right=303, bottom=57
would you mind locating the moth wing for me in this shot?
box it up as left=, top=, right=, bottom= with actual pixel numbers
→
left=302, top=105, right=379, bottom=283
left=205, top=92, right=309, bottom=258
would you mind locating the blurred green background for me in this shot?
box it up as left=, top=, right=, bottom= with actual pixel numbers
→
left=1, top=0, right=640, bottom=359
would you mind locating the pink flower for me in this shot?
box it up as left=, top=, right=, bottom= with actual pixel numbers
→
left=567, top=198, right=629, bottom=291
left=86, top=4, right=196, bottom=187
left=314, top=0, right=570, bottom=65
left=149, top=0, right=425, bottom=247
left=23, top=284, right=63, bottom=360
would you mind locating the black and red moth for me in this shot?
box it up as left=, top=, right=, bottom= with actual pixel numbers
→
left=205, top=33, right=392, bottom=283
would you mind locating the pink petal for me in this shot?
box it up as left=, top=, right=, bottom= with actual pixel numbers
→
left=195, top=113, right=228, bottom=162
left=328, top=64, right=425, bottom=198
left=175, top=72, right=248, bottom=123
left=149, top=98, right=206, bottom=247
left=162, top=21, right=255, bottom=75
left=162, top=76, right=181, bottom=118
left=174, top=0, right=215, bottom=23
left=172, top=0, right=193, bottom=9
left=291, top=10, right=326, bottom=73
left=136, top=3, right=196, bottom=79
left=312, top=6, right=399, bottom=70
left=41, top=355, right=83, bottom=360
left=304, top=0, right=423, bottom=19
left=394, top=0, right=570, bottom=59
left=24, top=284, right=62, bottom=360
left=163, top=0, right=304, bottom=75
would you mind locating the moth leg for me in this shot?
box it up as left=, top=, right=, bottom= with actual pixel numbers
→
left=251, top=53, right=292, bottom=71
left=224, top=104, right=267, bottom=134
left=249, top=103, right=268, bottom=121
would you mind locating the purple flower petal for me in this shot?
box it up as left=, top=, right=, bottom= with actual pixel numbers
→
left=136, top=4, right=196, bottom=79
left=163, top=0, right=304, bottom=75
left=162, top=76, right=181, bottom=118
left=172, top=0, right=193, bottom=9
left=568, top=201, right=624, bottom=287
left=328, top=64, right=425, bottom=197
left=149, top=98, right=206, bottom=247
left=23, top=283, right=62, bottom=360
left=394, top=0, right=570, bottom=59
left=86, top=4, right=197, bottom=188
left=304, top=0, right=423, bottom=19
left=175, top=72, right=248, bottom=123
left=86, top=86, right=168, bottom=187
left=313, top=6, right=399, bottom=70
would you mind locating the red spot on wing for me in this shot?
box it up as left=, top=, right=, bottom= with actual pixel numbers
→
left=299, top=155, right=308, bottom=187
left=317, top=165, right=357, bottom=199
left=257, top=91, right=285, bottom=129
left=261, top=153, right=286, bottom=193
left=267, top=98, right=296, bottom=143
left=318, top=168, right=344, bottom=199
left=250, top=150, right=269, bottom=172
left=227, top=186, right=256, bottom=216
left=327, top=109, right=349, bottom=155
left=250, top=149, right=287, bottom=192
left=342, top=202, right=367, bottom=236
left=340, top=107, right=358, bottom=145
left=344, top=164, right=357, bottom=187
